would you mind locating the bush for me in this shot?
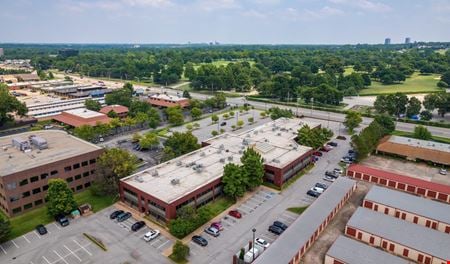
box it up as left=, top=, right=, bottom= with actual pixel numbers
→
left=171, top=241, right=189, bottom=262
left=437, top=80, right=448, bottom=88
left=420, top=110, right=432, bottom=121
left=211, top=130, right=219, bottom=136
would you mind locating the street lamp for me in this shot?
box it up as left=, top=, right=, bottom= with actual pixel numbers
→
left=252, top=228, right=256, bottom=261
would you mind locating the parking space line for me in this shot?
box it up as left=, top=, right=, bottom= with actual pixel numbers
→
left=260, top=234, right=274, bottom=242
left=157, top=240, right=170, bottom=249
left=53, top=223, right=61, bottom=230
left=0, top=244, right=6, bottom=254
left=240, top=204, right=254, bottom=211
left=42, top=256, right=51, bottom=264
left=23, top=235, right=30, bottom=243
left=282, top=214, right=297, bottom=221
left=34, top=231, right=42, bottom=239
left=64, top=245, right=82, bottom=262
left=53, top=250, right=69, bottom=264
left=11, top=239, right=19, bottom=248
left=150, top=237, right=162, bottom=246
left=73, top=240, right=92, bottom=256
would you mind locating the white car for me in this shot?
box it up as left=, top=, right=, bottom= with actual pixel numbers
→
left=323, top=176, right=336, bottom=182
left=440, top=168, right=447, bottom=175
left=310, top=187, right=324, bottom=194
left=255, top=238, right=270, bottom=249
left=333, top=168, right=343, bottom=175
left=143, top=230, right=160, bottom=242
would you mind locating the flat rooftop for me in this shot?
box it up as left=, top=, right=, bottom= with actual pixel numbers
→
left=326, top=236, right=409, bottom=264
left=254, top=177, right=357, bottom=264
left=365, top=185, right=450, bottom=224
left=63, top=108, right=105, bottom=119
left=388, top=135, right=450, bottom=153
left=347, top=207, right=450, bottom=260
left=149, top=93, right=187, bottom=102
left=0, top=130, right=101, bottom=176
left=122, top=118, right=315, bottom=203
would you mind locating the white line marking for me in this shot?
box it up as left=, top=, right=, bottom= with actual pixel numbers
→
left=30, top=261, right=35, bottom=264
left=42, top=256, right=51, bottom=264
left=283, top=213, right=297, bottom=220
left=157, top=240, right=170, bottom=249
left=11, top=240, right=19, bottom=248
left=64, top=245, right=82, bottom=262
left=53, top=223, right=61, bottom=230
left=150, top=238, right=162, bottom=246
left=34, top=231, right=42, bottom=239
left=23, top=235, right=30, bottom=243
left=0, top=244, right=6, bottom=254
left=53, top=250, right=69, bottom=264
left=73, top=239, right=92, bottom=256
left=260, top=234, right=274, bottom=242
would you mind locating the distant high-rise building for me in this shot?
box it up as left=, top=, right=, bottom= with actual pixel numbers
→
left=405, top=37, right=411, bottom=44
left=384, top=38, right=391, bottom=45
left=0, top=48, right=4, bottom=57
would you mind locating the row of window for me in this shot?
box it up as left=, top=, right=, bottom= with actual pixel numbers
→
left=64, top=159, right=96, bottom=172
left=19, top=170, right=58, bottom=187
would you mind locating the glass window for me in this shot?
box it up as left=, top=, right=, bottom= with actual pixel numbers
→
left=32, top=188, right=41, bottom=194
left=75, top=174, right=81, bottom=180
left=24, top=203, right=33, bottom=210
left=84, top=182, right=91, bottom=188
left=34, top=199, right=43, bottom=206
left=40, top=173, right=48, bottom=180
left=19, top=179, right=29, bottom=186
left=64, top=166, right=72, bottom=172
left=22, top=191, right=30, bottom=198
left=12, top=207, right=22, bottom=214
left=73, top=163, right=80, bottom=169
left=10, top=196, right=19, bottom=202
left=89, top=159, right=96, bottom=164
left=67, top=177, right=73, bottom=183
left=51, top=170, right=58, bottom=176
left=83, top=171, right=90, bottom=177
left=42, top=185, right=49, bottom=191
left=81, top=161, right=88, bottom=167
left=7, top=182, right=17, bottom=190
left=30, top=176, right=39, bottom=182
left=76, top=185, right=83, bottom=191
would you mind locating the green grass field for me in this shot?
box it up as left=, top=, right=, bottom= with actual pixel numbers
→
left=360, top=72, right=442, bottom=95
left=193, top=59, right=255, bottom=70
left=3, top=189, right=115, bottom=239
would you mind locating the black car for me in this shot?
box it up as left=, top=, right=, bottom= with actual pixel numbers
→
left=117, top=212, right=132, bottom=222
left=327, top=141, right=338, bottom=147
left=325, top=171, right=339, bottom=178
left=273, top=221, right=288, bottom=231
left=192, top=235, right=208, bottom=247
left=131, top=221, right=146, bottom=231
left=36, top=224, right=48, bottom=235
left=307, top=190, right=320, bottom=197
left=110, top=210, right=124, bottom=220
left=268, top=225, right=284, bottom=235
left=55, top=214, right=70, bottom=227
left=220, top=122, right=227, bottom=126
left=348, top=149, right=355, bottom=154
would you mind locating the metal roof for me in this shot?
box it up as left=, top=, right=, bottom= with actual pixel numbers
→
left=326, top=236, right=410, bottom=264
left=347, top=207, right=450, bottom=260
left=254, top=177, right=356, bottom=264
left=365, top=185, right=450, bottom=224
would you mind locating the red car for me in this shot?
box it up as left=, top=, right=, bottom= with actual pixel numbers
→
left=228, top=210, right=242, bottom=219
left=211, top=221, right=224, bottom=231
left=312, top=151, right=323, bottom=157
left=320, top=146, right=332, bottom=152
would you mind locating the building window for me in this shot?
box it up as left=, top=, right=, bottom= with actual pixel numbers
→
left=32, top=188, right=41, bottom=194
left=389, top=243, right=395, bottom=251
left=12, top=207, right=22, bottom=214
left=73, top=163, right=80, bottom=169
left=67, top=177, right=73, bottom=183
left=19, top=179, right=29, bottom=186
left=24, top=203, right=33, bottom=210
left=40, top=173, right=48, bottom=180
left=76, top=185, right=83, bottom=191
left=89, top=159, right=96, bottom=164
left=43, top=185, right=49, bottom=191
left=81, top=161, right=88, bottom=167
left=84, top=182, right=91, bottom=188
left=7, top=182, right=17, bottom=190
left=34, top=199, right=43, bottom=206
left=75, top=174, right=81, bottom=180
left=10, top=196, right=19, bottom=202
left=403, top=249, right=409, bottom=257
left=90, top=169, right=96, bottom=175
left=22, top=191, right=30, bottom=198
left=83, top=171, right=90, bottom=177
left=30, top=176, right=39, bottom=183
left=51, top=170, right=58, bottom=176
left=64, top=166, right=72, bottom=172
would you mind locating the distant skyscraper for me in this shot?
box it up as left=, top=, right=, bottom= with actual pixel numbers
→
left=0, top=48, right=4, bottom=57
left=384, top=38, right=391, bottom=45
left=405, top=37, right=411, bottom=44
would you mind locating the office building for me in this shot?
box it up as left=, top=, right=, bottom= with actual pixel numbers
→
left=384, top=38, right=391, bottom=45
left=53, top=108, right=111, bottom=127
left=148, top=93, right=190, bottom=108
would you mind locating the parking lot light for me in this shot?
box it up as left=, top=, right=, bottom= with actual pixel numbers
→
left=252, top=228, right=256, bottom=261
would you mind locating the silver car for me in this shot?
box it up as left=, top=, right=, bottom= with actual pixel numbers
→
left=204, top=227, right=220, bottom=237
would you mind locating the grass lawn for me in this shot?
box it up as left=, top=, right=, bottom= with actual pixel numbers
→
left=343, top=66, right=355, bottom=76
left=205, top=197, right=235, bottom=216
left=287, top=206, right=309, bottom=215
left=193, top=59, right=255, bottom=70
left=360, top=72, right=442, bottom=95
left=391, top=130, right=450, bottom=144
left=5, top=189, right=115, bottom=240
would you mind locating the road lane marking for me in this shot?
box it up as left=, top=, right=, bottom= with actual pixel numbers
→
left=73, top=240, right=92, bottom=256
left=42, top=256, right=51, bottom=264
left=11, top=240, right=19, bottom=248
left=53, top=250, right=69, bottom=264
left=23, top=235, right=30, bottom=243
left=157, top=240, right=170, bottom=249
left=0, top=244, right=6, bottom=254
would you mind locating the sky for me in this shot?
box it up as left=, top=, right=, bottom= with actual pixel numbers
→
left=0, top=0, right=449, bottom=44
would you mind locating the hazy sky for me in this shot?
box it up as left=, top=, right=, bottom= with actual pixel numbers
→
left=1, top=0, right=449, bottom=44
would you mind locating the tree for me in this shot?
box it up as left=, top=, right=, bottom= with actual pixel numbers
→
left=105, top=85, right=133, bottom=107
left=84, top=99, right=101, bottom=111
left=260, top=112, right=267, bottom=118
left=162, top=132, right=200, bottom=161
left=94, top=148, right=138, bottom=195
left=223, top=113, right=229, bottom=119
left=268, top=107, right=293, bottom=120
left=0, top=214, right=10, bottom=243
left=107, top=110, right=118, bottom=118
left=182, top=90, right=191, bottom=99
left=0, top=84, right=28, bottom=127
left=190, top=107, right=202, bottom=120
left=166, top=106, right=184, bottom=126
left=344, top=111, right=362, bottom=134
left=132, top=132, right=142, bottom=143
left=139, top=132, right=159, bottom=150
left=239, top=248, right=245, bottom=260
left=211, top=130, right=218, bottom=136
left=222, top=163, right=247, bottom=200
left=237, top=120, right=244, bottom=128
left=420, top=110, right=432, bottom=121
left=423, top=93, right=450, bottom=117
left=74, top=125, right=96, bottom=141
left=185, top=124, right=193, bottom=131
left=373, top=114, right=395, bottom=133
left=297, top=125, right=333, bottom=149
left=406, top=96, right=422, bottom=118
left=147, top=108, right=161, bottom=128
left=248, top=117, right=254, bottom=123
left=374, top=93, right=408, bottom=117
left=413, top=125, right=432, bottom=140
left=129, top=100, right=151, bottom=117
left=46, top=179, right=77, bottom=216
left=440, top=71, right=450, bottom=85
left=172, top=241, right=190, bottom=262
left=240, top=148, right=264, bottom=190
left=211, top=114, right=219, bottom=123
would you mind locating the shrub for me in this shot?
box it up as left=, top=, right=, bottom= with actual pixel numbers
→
left=171, top=241, right=190, bottom=262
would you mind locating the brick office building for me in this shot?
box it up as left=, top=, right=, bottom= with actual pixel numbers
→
left=148, top=93, right=190, bottom=108
left=119, top=118, right=318, bottom=222
left=53, top=108, right=111, bottom=127
left=0, top=130, right=103, bottom=216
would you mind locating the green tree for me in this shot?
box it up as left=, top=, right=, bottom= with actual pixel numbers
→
left=172, top=241, right=190, bottom=262
left=107, top=110, right=118, bottom=118
left=241, top=148, right=264, bottom=190
left=373, top=114, right=395, bottom=133
left=0, top=84, right=28, bottom=127
left=223, top=113, right=229, bottom=119
left=166, top=106, right=184, bottom=126
left=74, top=125, right=96, bottom=141
left=129, top=100, right=151, bottom=117
left=423, top=93, right=450, bottom=117
left=297, top=125, right=333, bottom=149
left=162, top=132, right=200, bottom=161
left=211, top=130, right=218, bottom=136
left=260, top=112, right=267, bottom=118
left=190, top=107, right=202, bottom=120
left=139, top=132, right=159, bottom=150
left=413, top=125, right=432, bottom=140
left=248, top=117, right=254, bottom=123
left=94, top=148, right=138, bottom=195
left=185, top=124, right=193, bottom=131
left=237, top=120, right=244, bottom=128
left=440, top=71, right=450, bottom=85
left=84, top=99, right=101, bottom=111
left=46, top=179, right=77, bottom=216
left=406, top=96, right=422, bottom=117
left=132, top=132, right=142, bottom=143
left=0, top=214, right=10, bottom=242
left=374, top=93, right=408, bottom=117
left=222, top=163, right=247, bottom=200
left=420, top=110, right=432, bottom=121
left=344, top=111, right=362, bottom=134
left=211, top=114, right=219, bottom=123
left=105, top=86, right=133, bottom=107
left=182, top=90, right=191, bottom=99
left=268, top=107, right=293, bottom=120
left=147, top=108, right=161, bottom=128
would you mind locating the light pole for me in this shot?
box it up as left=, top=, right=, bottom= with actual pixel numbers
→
left=252, top=228, right=256, bottom=261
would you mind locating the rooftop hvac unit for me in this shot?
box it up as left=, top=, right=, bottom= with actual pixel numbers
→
left=12, top=137, right=30, bottom=151
left=217, top=149, right=222, bottom=154
left=264, top=139, right=269, bottom=142
left=227, top=156, right=233, bottom=161
left=200, top=152, right=206, bottom=157
left=277, top=133, right=281, bottom=136
left=135, top=175, right=144, bottom=183
left=219, top=144, right=225, bottom=150
left=151, top=170, right=159, bottom=177
left=176, top=161, right=182, bottom=166
left=272, top=127, right=276, bottom=131
left=272, top=159, right=280, bottom=163
left=220, top=158, right=225, bottom=163
left=246, top=134, right=251, bottom=138
left=171, top=179, right=180, bottom=185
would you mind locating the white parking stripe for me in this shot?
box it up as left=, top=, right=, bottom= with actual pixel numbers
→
left=42, top=256, right=51, bottom=264
left=53, top=250, right=69, bottom=264
left=53, top=223, right=61, bottom=230
left=34, top=231, right=42, bottom=239
left=0, top=244, right=6, bottom=254
left=23, top=235, right=30, bottom=243
left=73, top=240, right=92, bottom=256
left=150, top=237, right=162, bottom=246
left=11, top=240, right=19, bottom=248
left=260, top=234, right=273, bottom=242
left=64, top=245, right=82, bottom=262
left=283, top=213, right=297, bottom=220
left=157, top=240, right=170, bottom=249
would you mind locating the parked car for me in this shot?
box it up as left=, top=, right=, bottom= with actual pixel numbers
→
left=312, top=151, right=323, bottom=157
left=192, top=235, right=208, bottom=247
left=273, top=221, right=288, bottom=230
left=55, top=214, right=70, bottom=227
left=333, top=168, right=343, bottom=175
left=220, top=122, right=227, bottom=126
left=211, top=221, right=224, bottom=231
left=131, top=221, right=146, bottom=231
left=117, top=212, right=132, bottom=222
left=44, top=125, right=54, bottom=130
left=268, top=225, right=284, bottom=235
left=348, top=149, right=355, bottom=154
left=440, top=168, right=447, bottom=175
left=315, top=183, right=328, bottom=190
left=311, top=186, right=325, bottom=194
left=307, top=190, right=321, bottom=197
left=144, top=229, right=160, bottom=241
left=323, top=176, right=336, bottom=182
left=325, top=171, right=339, bottom=178
left=36, top=224, right=48, bottom=235
left=341, top=157, right=353, bottom=164
left=320, top=145, right=332, bottom=152
left=110, top=210, right=124, bottom=219
left=204, top=227, right=220, bottom=237
left=228, top=210, right=242, bottom=219
left=255, top=238, right=270, bottom=249
left=327, top=141, right=338, bottom=147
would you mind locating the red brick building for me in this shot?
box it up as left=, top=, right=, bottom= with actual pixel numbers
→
left=148, top=94, right=190, bottom=108
left=100, top=105, right=129, bottom=118
left=0, top=130, right=103, bottom=216
left=53, top=108, right=111, bottom=127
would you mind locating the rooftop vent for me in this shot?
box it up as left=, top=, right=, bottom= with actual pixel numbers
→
left=246, top=134, right=251, bottom=138
left=135, top=175, right=144, bottom=183
left=227, top=156, right=233, bottom=161
left=151, top=170, right=159, bottom=177
left=176, top=161, right=182, bottom=166
left=277, top=133, right=281, bottom=136
left=219, top=158, right=225, bottom=163
left=200, top=152, right=206, bottom=157
left=171, top=179, right=180, bottom=185
left=219, top=144, right=225, bottom=150
left=272, top=158, right=280, bottom=163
